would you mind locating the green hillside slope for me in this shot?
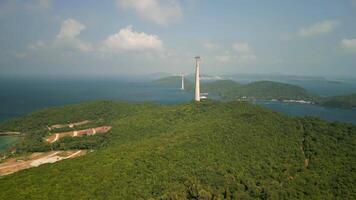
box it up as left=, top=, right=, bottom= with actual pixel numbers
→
left=0, top=101, right=355, bottom=199
left=318, top=93, right=356, bottom=109
left=237, top=81, right=313, bottom=100
left=201, top=80, right=242, bottom=96
left=202, top=80, right=314, bottom=100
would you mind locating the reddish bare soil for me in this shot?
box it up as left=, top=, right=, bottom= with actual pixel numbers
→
left=45, top=126, right=112, bottom=143
left=0, top=150, right=86, bottom=176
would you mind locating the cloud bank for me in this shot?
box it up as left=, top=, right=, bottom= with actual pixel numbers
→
left=341, top=38, right=356, bottom=53
left=55, top=19, right=93, bottom=52
left=57, top=19, right=86, bottom=39
left=102, top=25, right=163, bottom=52
left=215, top=42, right=257, bottom=65
left=298, top=20, right=338, bottom=38
left=29, top=20, right=165, bottom=57
left=117, top=0, right=182, bottom=25
left=28, top=18, right=93, bottom=52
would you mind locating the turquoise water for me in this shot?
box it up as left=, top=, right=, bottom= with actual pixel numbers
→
left=0, top=78, right=355, bottom=151
left=0, top=136, right=20, bottom=152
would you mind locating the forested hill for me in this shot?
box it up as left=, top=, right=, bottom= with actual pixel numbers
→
left=318, top=93, right=356, bottom=109
left=0, top=100, right=355, bottom=199
left=154, top=77, right=315, bottom=101
left=203, top=80, right=314, bottom=100
left=154, top=77, right=356, bottom=108
left=153, top=76, right=193, bottom=89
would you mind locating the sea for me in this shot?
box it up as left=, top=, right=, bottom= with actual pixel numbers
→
left=0, top=77, right=355, bottom=151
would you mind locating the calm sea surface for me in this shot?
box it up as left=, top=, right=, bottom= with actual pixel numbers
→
left=254, top=101, right=355, bottom=124
left=0, top=78, right=355, bottom=151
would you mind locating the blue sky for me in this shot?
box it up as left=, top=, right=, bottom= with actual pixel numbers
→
left=0, top=0, right=355, bottom=78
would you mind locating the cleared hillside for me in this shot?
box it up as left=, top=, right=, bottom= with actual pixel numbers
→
left=0, top=100, right=355, bottom=199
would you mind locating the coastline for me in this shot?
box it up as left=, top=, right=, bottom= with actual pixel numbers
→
left=0, top=136, right=20, bottom=153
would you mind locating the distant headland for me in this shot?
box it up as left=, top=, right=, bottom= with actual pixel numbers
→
left=153, top=76, right=356, bottom=109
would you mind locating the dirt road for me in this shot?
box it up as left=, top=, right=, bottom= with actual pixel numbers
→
left=0, top=150, right=86, bottom=176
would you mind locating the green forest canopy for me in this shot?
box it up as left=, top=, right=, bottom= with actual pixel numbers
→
left=0, top=100, right=355, bottom=199
left=318, top=93, right=356, bottom=108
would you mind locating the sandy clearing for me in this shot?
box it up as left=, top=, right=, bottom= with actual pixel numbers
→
left=45, top=126, right=112, bottom=143
left=66, top=150, right=83, bottom=159
left=30, top=152, right=60, bottom=167
left=53, top=134, right=59, bottom=142
left=0, top=150, right=86, bottom=176
left=49, top=120, right=91, bottom=130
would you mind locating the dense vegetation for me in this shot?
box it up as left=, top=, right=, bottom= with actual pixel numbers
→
left=318, top=93, right=356, bottom=109
left=0, top=101, right=152, bottom=153
left=203, top=80, right=315, bottom=101
left=201, top=80, right=241, bottom=96
left=0, top=100, right=355, bottom=199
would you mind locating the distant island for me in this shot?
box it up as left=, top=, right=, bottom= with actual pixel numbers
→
left=0, top=100, right=355, bottom=199
left=153, top=76, right=187, bottom=88
left=153, top=76, right=356, bottom=109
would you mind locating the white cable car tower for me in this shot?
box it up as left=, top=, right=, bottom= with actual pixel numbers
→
left=194, top=56, right=201, bottom=101
left=181, top=73, right=185, bottom=90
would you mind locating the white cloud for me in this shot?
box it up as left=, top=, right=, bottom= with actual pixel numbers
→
left=57, top=19, right=86, bottom=39
left=117, top=0, right=182, bottom=25
left=216, top=52, right=233, bottom=64
left=29, top=18, right=93, bottom=52
left=298, top=20, right=338, bottom=38
left=341, top=38, right=356, bottom=53
left=232, top=42, right=257, bottom=64
left=53, top=38, right=93, bottom=52
left=28, top=40, right=46, bottom=50
left=203, top=42, right=218, bottom=50
left=55, top=19, right=93, bottom=52
left=102, top=25, right=163, bottom=52
left=233, top=42, right=252, bottom=54
left=238, top=54, right=257, bottom=64
left=214, top=42, right=257, bottom=65
left=30, top=23, right=164, bottom=56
